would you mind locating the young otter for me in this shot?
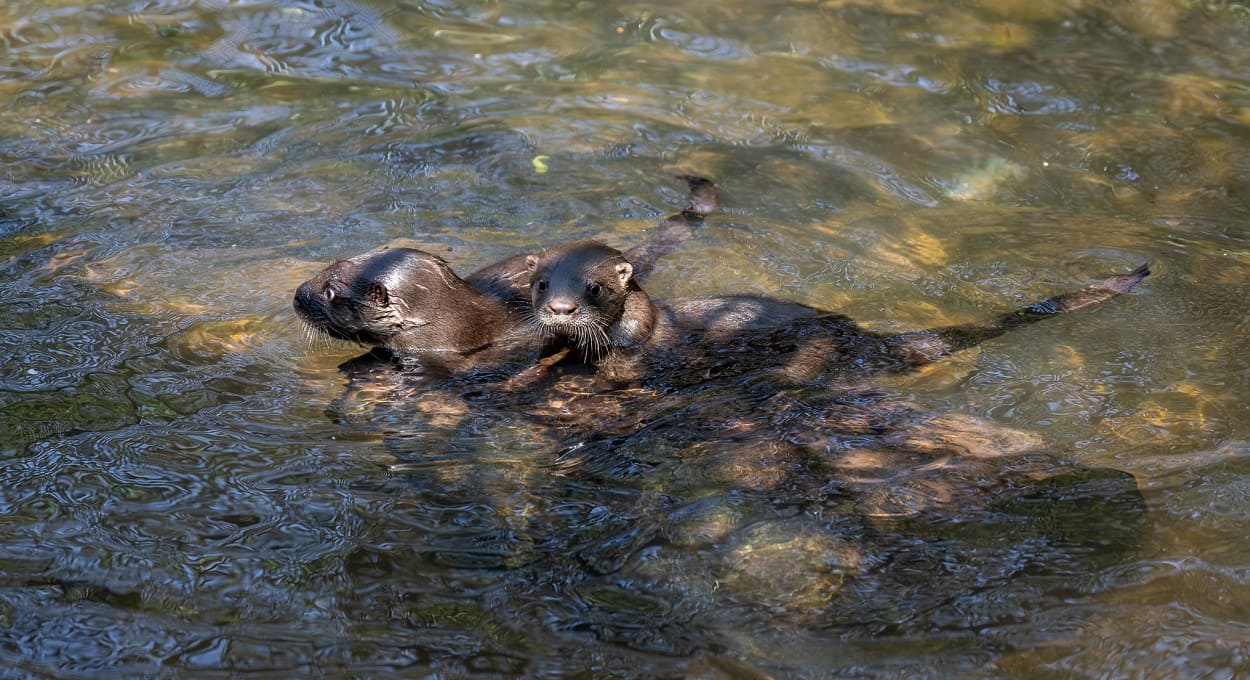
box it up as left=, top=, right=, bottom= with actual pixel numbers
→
left=468, top=174, right=720, bottom=311
left=525, top=240, right=1150, bottom=388
left=293, top=176, right=718, bottom=370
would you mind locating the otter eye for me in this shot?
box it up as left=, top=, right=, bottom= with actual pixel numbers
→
left=588, top=283, right=602, bottom=297
left=536, top=278, right=548, bottom=293
left=323, top=285, right=336, bottom=302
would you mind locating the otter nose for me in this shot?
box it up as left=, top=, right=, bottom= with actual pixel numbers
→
left=546, top=299, right=579, bottom=316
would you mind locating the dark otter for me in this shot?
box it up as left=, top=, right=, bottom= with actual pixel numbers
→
left=293, top=247, right=536, bottom=375
left=524, top=239, right=1149, bottom=389
left=293, top=176, right=718, bottom=371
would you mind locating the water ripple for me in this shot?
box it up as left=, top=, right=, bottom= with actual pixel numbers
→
left=650, top=24, right=750, bottom=61
left=798, top=142, right=942, bottom=207
left=202, top=0, right=401, bottom=81
left=822, top=54, right=954, bottom=94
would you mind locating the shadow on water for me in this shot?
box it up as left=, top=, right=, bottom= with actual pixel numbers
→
left=323, top=397, right=1148, bottom=674
left=316, top=275, right=1151, bottom=672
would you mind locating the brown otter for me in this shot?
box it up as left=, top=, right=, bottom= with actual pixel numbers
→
left=293, top=176, right=718, bottom=371
left=524, top=239, right=1149, bottom=389
left=293, top=247, right=537, bottom=376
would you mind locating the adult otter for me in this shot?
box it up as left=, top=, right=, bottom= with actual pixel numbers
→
left=293, top=247, right=537, bottom=375
left=293, top=176, right=718, bottom=371
left=525, top=239, right=1149, bottom=389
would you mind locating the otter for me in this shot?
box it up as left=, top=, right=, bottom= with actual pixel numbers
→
left=524, top=239, right=1149, bottom=389
left=293, top=247, right=536, bottom=376
left=465, top=175, right=718, bottom=312
left=293, top=176, right=718, bottom=371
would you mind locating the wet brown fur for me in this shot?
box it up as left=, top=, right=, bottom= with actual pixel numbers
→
left=525, top=240, right=1149, bottom=389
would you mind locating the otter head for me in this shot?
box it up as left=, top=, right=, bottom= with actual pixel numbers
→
left=525, top=240, right=642, bottom=356
left=294, top=247, right=499, bottom=354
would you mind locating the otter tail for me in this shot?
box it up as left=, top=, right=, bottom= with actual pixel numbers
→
left=623, top=175, right=719, bottom=277
left=887, top=263, right=1150, bottom=367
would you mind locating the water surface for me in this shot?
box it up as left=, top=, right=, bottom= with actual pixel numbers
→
left=3, top=0, right=1250, bottom=676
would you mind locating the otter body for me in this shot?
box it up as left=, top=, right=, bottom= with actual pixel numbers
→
left=525, top=240, right=1150, bottom=388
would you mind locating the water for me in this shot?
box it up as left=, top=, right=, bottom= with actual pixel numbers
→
left=3, top=0, right=1250, bottom=675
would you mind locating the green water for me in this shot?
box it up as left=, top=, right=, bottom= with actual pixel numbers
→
left=3, top=0, right=1250, bottom=676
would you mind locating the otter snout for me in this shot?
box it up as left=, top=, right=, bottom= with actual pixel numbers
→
left=545, top=298, right=579, bottom=316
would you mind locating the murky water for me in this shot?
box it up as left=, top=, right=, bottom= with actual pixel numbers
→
left=4, top=0, right=1250, bottom=675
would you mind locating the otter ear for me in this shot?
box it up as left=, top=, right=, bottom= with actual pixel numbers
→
left=525, top=254, right=539, bottom=273
left=367, top=282, right=390, bottom=306
left=615, top=261, right=634, bottom=286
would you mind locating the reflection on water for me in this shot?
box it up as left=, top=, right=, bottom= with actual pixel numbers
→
left=3, top=0, right=1250, bottom=675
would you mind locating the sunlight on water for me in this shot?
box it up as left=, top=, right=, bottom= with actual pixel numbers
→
left=4, top=0, right=1250, bottom=675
